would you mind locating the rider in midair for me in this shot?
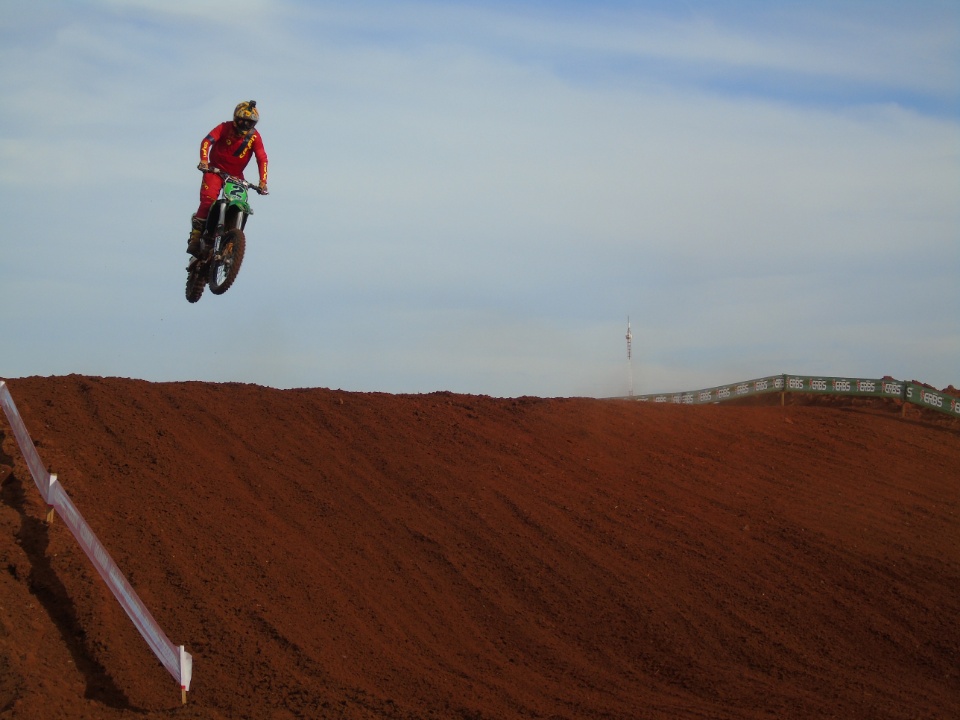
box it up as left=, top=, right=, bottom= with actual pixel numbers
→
left=188, top=100, right=269, bottom=256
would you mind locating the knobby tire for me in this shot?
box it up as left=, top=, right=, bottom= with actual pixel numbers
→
left=208, top=228, right=246, bottom=295
left=185, top=264, right=206, bottom=303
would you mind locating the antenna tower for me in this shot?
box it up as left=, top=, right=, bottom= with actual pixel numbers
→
left=626, top=316, right=634, bottom=396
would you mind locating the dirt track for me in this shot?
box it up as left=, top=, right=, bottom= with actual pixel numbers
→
left=0, top=375, right=957, bottom=719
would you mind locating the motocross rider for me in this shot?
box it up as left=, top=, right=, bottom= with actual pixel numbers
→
left=188, top=100, right=269, bottom=256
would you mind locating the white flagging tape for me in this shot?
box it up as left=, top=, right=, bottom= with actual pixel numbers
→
left=0, top=381, right=53, bottom=501
left=0, top=381, right=192, bottom=695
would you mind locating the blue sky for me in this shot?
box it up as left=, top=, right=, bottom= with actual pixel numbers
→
left=1, top=0, right=957, bottom=397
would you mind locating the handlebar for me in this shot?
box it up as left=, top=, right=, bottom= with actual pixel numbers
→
left=198, top=164, right=267, bottom=195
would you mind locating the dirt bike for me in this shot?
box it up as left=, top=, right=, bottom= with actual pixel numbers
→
left=186, top=167, right=266, bottom=304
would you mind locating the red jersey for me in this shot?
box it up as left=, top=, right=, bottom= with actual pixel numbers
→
left=200, top=121, right=268, bottom=185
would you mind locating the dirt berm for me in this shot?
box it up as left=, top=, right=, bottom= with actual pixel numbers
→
left=0, top=375, right=957, bottom=719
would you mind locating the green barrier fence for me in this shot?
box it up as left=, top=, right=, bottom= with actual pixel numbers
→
left=618, top=374, right=960, bottom=418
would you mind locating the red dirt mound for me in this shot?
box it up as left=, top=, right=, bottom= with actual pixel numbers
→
left=0, top=375, right=957, bottom=719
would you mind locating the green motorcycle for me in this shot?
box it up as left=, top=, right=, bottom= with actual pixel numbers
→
left=186, top=168, right=265, bottom=303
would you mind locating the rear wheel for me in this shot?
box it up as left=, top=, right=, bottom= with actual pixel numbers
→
left=208, top=228, right=246, bottom=295
left=185, top=262, right=206, bottom=303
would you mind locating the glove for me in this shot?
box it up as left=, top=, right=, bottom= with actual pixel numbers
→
left=258, top=183, right=269, bottom=195
left=197, top=162, right=210, bottom=172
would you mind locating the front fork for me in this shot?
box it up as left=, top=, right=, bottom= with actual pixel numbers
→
left=205, top=202, right=247, bottom=256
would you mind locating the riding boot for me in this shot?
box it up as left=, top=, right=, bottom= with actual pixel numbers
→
left=187, top=215, right=205, bottom=257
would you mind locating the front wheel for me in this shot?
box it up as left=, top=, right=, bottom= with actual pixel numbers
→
left=208, top=228, right=246, bottom=295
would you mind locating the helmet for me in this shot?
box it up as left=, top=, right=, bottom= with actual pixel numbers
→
left=233, top=100, right=259, bottom=132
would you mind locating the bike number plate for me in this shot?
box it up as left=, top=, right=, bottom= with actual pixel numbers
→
left=225, top=181, right=246, bottom=200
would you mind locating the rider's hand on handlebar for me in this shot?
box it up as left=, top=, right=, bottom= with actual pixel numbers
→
left=198, top=162, right=210, bottom=173
left=258, top=183, right=269, bottom=195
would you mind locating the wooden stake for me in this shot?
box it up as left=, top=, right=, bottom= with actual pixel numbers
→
left=45, top=506, right=55, bottom=525
left=182, top=688, right=187, bottom=705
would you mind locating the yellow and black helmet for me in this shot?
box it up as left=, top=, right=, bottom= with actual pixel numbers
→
left=233, top=100, right=259, bottom=131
